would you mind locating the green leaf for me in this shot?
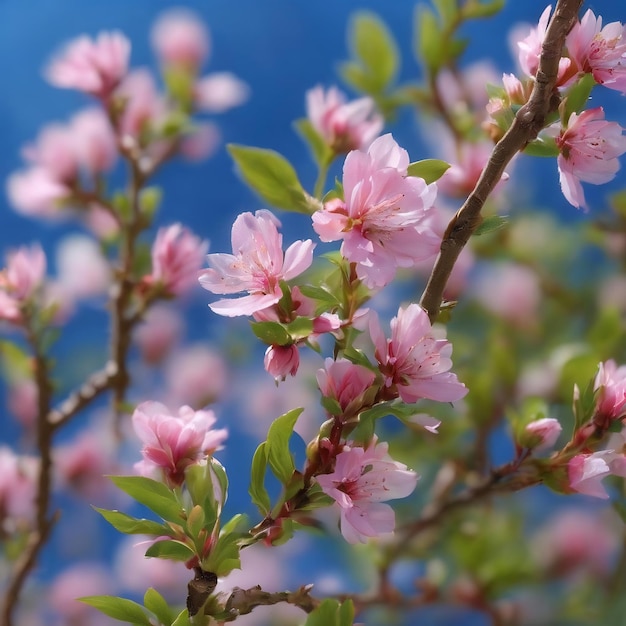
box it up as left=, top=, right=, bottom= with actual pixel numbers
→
left=462, top=0, right=505, bottom=19
left=433, top=0, right=458, bottom=25
left=0, top=340, right=32, bottom=383
left=94, top=508, right=171, bottom=536
left=284, top=317, right=314, bottom=341
left=172, top=608, right=193, bottom=626
left=415, top=5, right=443, bottom=74
left=338, top=599, right=355, bottom=626
left=266, top=408, right=304, bottom=484
left=145, top=539, right=195, bottom=561
left=294, top=118, right=333, bottom=167
left=304, top=598, right=354, bottom=626
left=143, top=588, right=175, bottom=626
left=351, top=12, right=399, bottom=92
left=562, top=72, right=596, bottom=122
left=79, top=596, right=152, bottom=625
left=227, top=144, right=311, bottom=213
left=407, top=158, right=450, bottom=183
left=108, top=476, right=184, bottom=524
left=473, top=215, right=508, bottom=236
left=523, top=137, right=560, bottom=157
left=250, top=321, right=292, bottom=346
left=202, top=529, right=243, bottom=576
left=249, top=442, right=271, bottom=515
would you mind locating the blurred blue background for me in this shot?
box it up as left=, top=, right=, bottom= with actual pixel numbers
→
left=0, top=1, right=624, bottom=624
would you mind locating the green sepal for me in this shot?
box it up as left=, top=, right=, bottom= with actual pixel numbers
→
left=407, top=159, right=450, bottom=183
left=227, top=144, right=312, bottom=214
left=78, top=596, right=152, bottom=625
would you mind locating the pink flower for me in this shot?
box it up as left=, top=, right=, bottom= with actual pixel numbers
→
left=556, top=108, right=626, bottom=209
left=568, top=448, right=626, bottom=499
left=46, top=31, right=130, bottom=98
left=180, top=122, right=220, bottom=161
left=6, top=167, right=70, bottom=217
left=316, top=438, right=418, bottom=543
left=22, top=123, right=80, bottom=183
left=593, top=359, right=626, bottom=424
left=0, top=447, right=38, bottom=524
left=370, top=303, right=467, bottom=404
left=149, top=224, right=208, bottom=297
left=523, top=417, right=562, bottom=452
left=134, top=305, right=183, bottom=365
left=312, top=134, right=440, bottom=289
left=306, top=85, right=383, bottom=153
left=316, top=358, right=376, bottom=417
left=199, top=210, right=315, bottom=317
left=151, top=9, right=209, bottom=69
left=70, top=108, right=117, bottom=175
left=194, top=73, right=250, bottom=113
left=132, top=401, right=227, bottom=486
left=1, top=244, right=46, bottom=301
left=264, top=344, right=300, bottom=382
left=566, top=10, right=626, bottom=94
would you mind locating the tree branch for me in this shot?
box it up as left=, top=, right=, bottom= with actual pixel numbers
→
left=419, top=0, right=584, bottom=322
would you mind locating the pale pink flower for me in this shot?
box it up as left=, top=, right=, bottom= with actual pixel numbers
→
left=1, top=244, right=47, bottom=301
left=370, top=303, right=467, bottom=404
left=316, top=357, right=376, bottom=417
left=436, top=61, right=500, bottom=113
left=70, top=108, right=117, bottom=175
left=566, top=10, right=626, bottom=94
left=316, top=438, right=418, bottom=543
left=195, top=72, right=250, bottom=113
left=151, top=9, right=209, bottom=69
left=523, top=417, right=562, bottom=452
left=264, top=344, right=300, bottom=381
left=165, top=344, right=228, bottom=407
left=180, top=122, right=220, bottom=161
left=6, top=167, right=70, bottom=217
left=306, top=85, right=383, bottom=153
left=0, top=447, right=38, bottom=524
left=555, top=108, right=626, bottom=209
left=46, top=31, right=130, bottom=98
left=7, top=379, right=38, bottom=428
left=135, top=305, right=183, bottom=365
left=132, top=401, right=227, bottom=486
left=84, top=204, right=120, bottom=239
left=568, top=446, right=626, bottom=499
left=312, top=134, right=440, bottom=289
left=515, top=5, right=571, bottom=83
left=593, top=359, right=626, bottom=424
left=149, top=223, right=208, bottom=297
left=199, top=209, right=315, bottom=317
left=22, top=123, right=79, bottom=183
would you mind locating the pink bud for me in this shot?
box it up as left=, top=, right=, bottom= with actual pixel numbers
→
left=151, top=9, right=210, bottom=69
left=264, top=344, right=300, bottom=382
left=523, top=417, right=562, bottom=452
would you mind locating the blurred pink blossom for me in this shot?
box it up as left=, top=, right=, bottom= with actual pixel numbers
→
left=149, top=223, right=208, bottom=297
left=7, top=379, right=38, bottom=428
left=135, top=304, right=184, bottom=365
left=316, top=357, right=376, bottom=417
left=70, top=108, right=118, bottom=175
left=0, top=447, right=38, bottom=526
left=195, top=72, right=250, bottom=113
left=523, top=417, right=562, bottom=452
left=370, top=303, right=467, bottom=404
left=568, top=442, right=626, bottom=499
left=22, top=123, right=79, bottom=183
left=6, top=167, right=70, bottom=217
left=593, top=359, right=626, bottom=424
left=46, top=31, right=130, bottom=98
left=555, top=107, right=626, bottom=209
left=84, top=204, right=120, bottom=239
left=316, top=438, right=418, bottom=543
left=436, top=61, right=500, bottom=114
left=132, top=401, right=227, bottom=486
left=1, top=244, right=46, bottom=301
left=306, top=85, right=383, bottom=153
left=264, top=344, right=300, bottom=382
left=199, top=209, right=314, bottom=317
left=312, top=134, right=440, bottom=289
left=180, top=122, right=221, bottom=161
left=567, top=10, right=626, bottom=94
left=151, top=9, right=209, bottom=69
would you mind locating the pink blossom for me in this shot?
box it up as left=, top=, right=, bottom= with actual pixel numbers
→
left=312, top=134, right=440, bottom=288
left=568, top=447, right=626, bottom=499
left=6, top=167, right=70, bottom=217
left=1, top=244, right=47, bottom=301
left=151, top=9, right=209, bottom=69
left=199, top=210, right=314, bottom=317
left=132, top=401, right=227, bottom=486
left=46, top=31, right=130, bottom=98
left=7, top=379, right=38, bottom=428
left=22, top=123, right=79, bottom=183
left=84, top=204, right=120, bottom=239
left=593, top=359, right=626, bottom=424
left=70, top=108, right=117, bottom=175
left=195, top=72, right=250, bottom=113
left=370, top=303, right=467, bottom=404
left=264, top=344, right=300, bottom=382
left=149, top=223, right=208, bottom=297
left=316, top=438, right=418, bottom=543
left=566, top=10, right=626, bottom=94
left=436, top=61, right=500, bottom=113
left=316, top=357, right=376, bottom=417
left=134, top=305, right=183, bottom=365
left=515, top=5, right=571, bottom=84
left=556, top=108, right=626, bottom=209
left=180, top=122, right=220, bottom=161
left=523, top=417, right=562, bottom=452
left=306, top=85, right=383, bottom=153
left=0, top=447, right=38, bottom=524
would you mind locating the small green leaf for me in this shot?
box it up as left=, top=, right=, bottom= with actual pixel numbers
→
left=284, top=317, right=314, bottom=341
left=108, top=476, right=184, bottom=524
left=79, top=596, right=152, bottom=625
left=294, top=118, right=333, bottom=167
left=266, top=408, right=304, bottom=484
left=462, top=0, right=505, bottom=19
left=250, top=321, right=292, bottom=346
left=433, top=0, right=458, bottom=25
left=473, top=215, right=508, bottom=236
left=145, top=539, right=195, bottom=561
left=227, top=144, right=311, bottom=214
left=139, top=187, right=162, bottom=219
left=415, top=5, right=443, bottom=74
left=143, top=588, right=175, bottom=626
left=304, top=598, right=354, bottom=626
left=523, top=137, right=560, bottom=157
left=407, top=158, right=450, bottom=183
left=562, top=73, right=596, bottom=122
left=202, top=530, right=242, bottom=576
left=172, top=608, right=193, bottom=626
left=249, top=442, right=271, bottom=515
left=94, top=508, right=171, bottom=536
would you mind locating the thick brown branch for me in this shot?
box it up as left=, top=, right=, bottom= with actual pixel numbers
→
left=420, top=0, right=584, bottom=322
